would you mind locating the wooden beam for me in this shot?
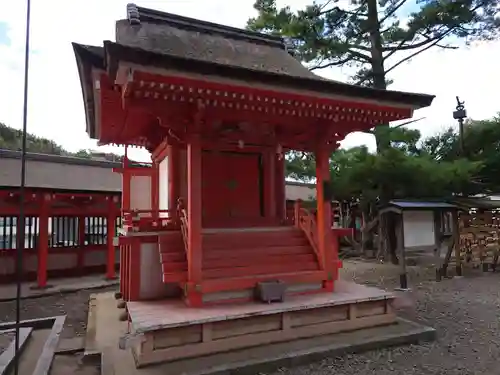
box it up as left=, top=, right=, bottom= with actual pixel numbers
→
left=185, top=105, right=204, bottom=307
left=315, top=146, right=335, bottom=291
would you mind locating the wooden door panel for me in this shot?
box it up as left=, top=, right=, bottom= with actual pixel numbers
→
left=228, top=154, right=261, bottom=219
left=202, top=152, right=229, bottom=223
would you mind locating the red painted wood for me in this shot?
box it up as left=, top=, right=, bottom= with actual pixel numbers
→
left=106, top=210, right=116, bottom=280
left=37, top=195, right=49, bottom=288
left=263, top=151, right=277, bottom=219
left=131, top=72, right=412, bottom=121
left=203, top=253, right=316, bottom=270
left=202, top=245, right=311, bottom=261
left=77, top=216, right=86, bottom=275
left=162, top=271, right=187, bottom=283
left=201, top=151, right=262, bottom=227
left=199, top=270, right=327, bottom=294
left=201, top=151, right=230, bottom=224
left=315, top=147, right=336, bottom=286
left=202, top=262, right=319, bottom=279
left=187, top=133, right=203, bottom=286
left=202, top=234, right=308, bottom=250
left=229, top=153, right=261, bottom=220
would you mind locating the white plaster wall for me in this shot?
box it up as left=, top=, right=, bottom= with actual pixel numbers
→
left=403, top=210, right=435, bottom=248
left=130, top=175, right=151, bottom=211
left=158, top=157, right=169, bottom=216
left=139, top=242, right=178, bottom=300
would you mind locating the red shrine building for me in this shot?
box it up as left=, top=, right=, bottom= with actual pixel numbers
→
left=73, top=4, right=434, bottom=368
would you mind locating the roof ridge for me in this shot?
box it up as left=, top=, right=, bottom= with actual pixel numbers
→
left=125, top=3, right=286, bottom=49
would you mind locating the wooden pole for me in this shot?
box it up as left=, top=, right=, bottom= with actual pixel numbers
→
left=397, top=214, right=408, bottom=289
left=453, top=210, right=462, bottom=276
left=433, top=210, right=443, bottom=282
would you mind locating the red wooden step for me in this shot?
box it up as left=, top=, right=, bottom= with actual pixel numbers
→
left=202, top=236, right=309, bottom=250
left=160, top=251, right=186, bottom=263
left=161, top=261, right=187, bottom=273
left=162, top=271, right=186, bottom=283
left=202, top=261, right=319, bottom=279
left=202, top=229, right=304, bottom=242
left=203, top=245, right=311, bottom=260
left=158, top=233, right=184, bottom=244
left=199, top=270, right=327, bottom=293
left=203, top=253, right=316, bottom=270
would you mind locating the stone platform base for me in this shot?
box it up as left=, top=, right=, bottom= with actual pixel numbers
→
left=101, top=317, right=435, bottom=375
left=84, top=282, right=436, bottom=375
left=127, top=281, right=396, bottom=367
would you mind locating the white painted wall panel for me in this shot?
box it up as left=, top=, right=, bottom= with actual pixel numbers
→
left=130, top=175, right=151, bottom=211
left=158, top=157, right=169, bottom=215
left=403, top=210, right=434, bottom=248
left=139, top=243, right=178, bottom=300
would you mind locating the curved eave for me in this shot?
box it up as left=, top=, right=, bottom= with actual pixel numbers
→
left=103, top=40, right=435, bottom=110
left=72, top=43, right=105, bottom=140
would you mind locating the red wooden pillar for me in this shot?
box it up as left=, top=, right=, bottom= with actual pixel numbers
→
left=119, top=148, right=129, bottom=298
left=151, top=162, right=159, bottom=219
left=186, top=134, right=203, bottom=306
left=315, top=147, right=335, bottom=292
left=77, top=215, right=86, bottom=274
left=168, top=145, right=179, bottom=212
left=263, top=150, right=277, bottom=221
left=106, top=199, right=117, bottom=280
left=275, top=156, right=286, bottom=223
left=37, top=194, right=50, bottom=288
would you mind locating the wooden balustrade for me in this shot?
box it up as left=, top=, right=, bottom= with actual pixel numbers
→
left=177, top=199, right=189, bottom=255
left=121, top=209, right=178, bottom=233
left=294, top=201, right=324, bottom=270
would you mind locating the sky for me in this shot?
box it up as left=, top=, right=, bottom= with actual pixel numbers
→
left=0, top=0, right=499, bottom=162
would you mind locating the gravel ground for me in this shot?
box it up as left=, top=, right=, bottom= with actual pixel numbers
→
left=267, top=260, right=500, bottom=375
left=1, top=261, right=499, bottom=374
left=0, top=285, right=117, bottom=339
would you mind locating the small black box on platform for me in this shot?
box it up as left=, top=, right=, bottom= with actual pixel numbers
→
left=255, top=280, right=286, bottom=303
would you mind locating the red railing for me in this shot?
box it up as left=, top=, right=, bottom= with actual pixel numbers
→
left=121, top=209, right=178, bottom=233
left=294, top=201, right=324, bottom=270
left=176, top=199, right=189, bottom=255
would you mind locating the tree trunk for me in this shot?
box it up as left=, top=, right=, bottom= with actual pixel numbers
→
left=366, top=0, right=398, bottom=264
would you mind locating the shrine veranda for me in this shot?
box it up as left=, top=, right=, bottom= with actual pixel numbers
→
left=74, top=3, right=436, bottom=369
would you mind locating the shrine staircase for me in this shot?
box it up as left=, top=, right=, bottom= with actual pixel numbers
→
left=158, top=224, right=327, bottom=305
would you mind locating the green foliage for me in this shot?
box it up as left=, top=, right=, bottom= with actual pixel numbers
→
left=248, top=0, right=500, bottom=151
left=0, top=122, right=122, bottom=161
left=423, top=114, right=500, bottom=193
left=283, top=114, right=500, bottom=203
left=0, top=122, right=67, bottom=155
left=248, top=0, right=500, bottom=86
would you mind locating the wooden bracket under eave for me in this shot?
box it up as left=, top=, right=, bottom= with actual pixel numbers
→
left=121, top=69, right=135, bottom=109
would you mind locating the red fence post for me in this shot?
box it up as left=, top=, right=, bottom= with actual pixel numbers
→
left=77, top=215, right=85, bottom=274
left=37, top=194, right=50, bottom=288
left=106, top=203, right=117, bottom=280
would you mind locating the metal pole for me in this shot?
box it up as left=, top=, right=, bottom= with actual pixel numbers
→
left=458, top=118, right=465, bottom=155
left=453, top=96, right=467, bottom=157
left=14, top=1, right=31, bottom=374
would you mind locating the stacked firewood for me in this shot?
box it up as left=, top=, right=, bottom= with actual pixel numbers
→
left=458, top=212, right=500, bottom=270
